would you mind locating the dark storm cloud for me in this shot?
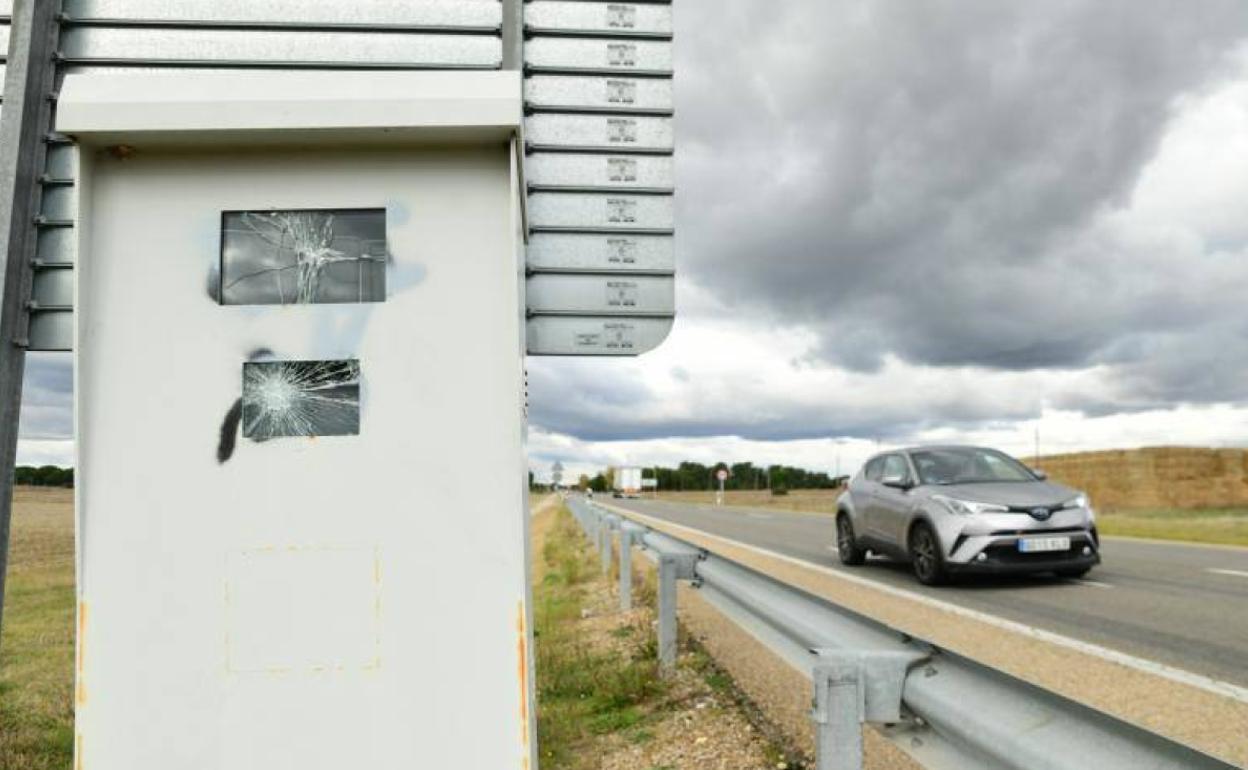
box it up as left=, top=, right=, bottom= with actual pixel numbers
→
left=19, top=353, right=73, bottom=440
left=528, top=1, right=1248, bottom=445
left=674, top=0, right=1248, bottom=387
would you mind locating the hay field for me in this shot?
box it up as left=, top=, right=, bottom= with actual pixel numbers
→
left=1036, top=447, right=1248, bottom=511
left=0, top=487, right=75, bottom=770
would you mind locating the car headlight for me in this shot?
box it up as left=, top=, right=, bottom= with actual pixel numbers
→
left=931, top=495, right=1009, bottom=515
left=1062, top=494, right=1089, bottom=510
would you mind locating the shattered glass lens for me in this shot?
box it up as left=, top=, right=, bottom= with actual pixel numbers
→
left=242, top=360, right=361, bottom=439
left=221, top=209, right=386, bottom=305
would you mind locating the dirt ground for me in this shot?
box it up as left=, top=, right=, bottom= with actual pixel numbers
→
left=532, top=500, right=800, bottom=770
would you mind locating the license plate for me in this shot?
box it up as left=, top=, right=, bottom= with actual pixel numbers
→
left=1018, top=536, right=1070, bottom=553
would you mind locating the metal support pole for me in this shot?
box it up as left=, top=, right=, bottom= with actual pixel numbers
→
left=812, top=662, right=865, bottom=770
left=599, top=517, right=612, bottom=576
left=0, top=0, right=64, bottom=652
left=501, top=0, right=524, bottom=71
left=618, top=528, right=633, bottom=611
left=657, top=554, right=678, bottom=673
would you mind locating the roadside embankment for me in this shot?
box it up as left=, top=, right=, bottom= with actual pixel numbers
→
left=532, top=501, right=797, bottom=769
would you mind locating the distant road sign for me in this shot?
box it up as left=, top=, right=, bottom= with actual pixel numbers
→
left=717, top=469, right=728, bottom=482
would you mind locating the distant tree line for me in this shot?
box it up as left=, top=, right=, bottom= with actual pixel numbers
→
left=572, top=462, right=847, bottom=493
left=14, top=465, right=74, bottom=487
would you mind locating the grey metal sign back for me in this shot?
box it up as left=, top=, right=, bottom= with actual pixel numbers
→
left=522, top=0, right=676, bottom=356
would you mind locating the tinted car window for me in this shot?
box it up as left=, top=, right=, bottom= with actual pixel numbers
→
left=911, top=447, right=1035, bottom=485
left=881, top=454, right=910, bottom=482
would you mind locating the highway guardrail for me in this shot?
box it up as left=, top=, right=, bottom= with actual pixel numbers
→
left=566, top=497, right=1236, bottom=770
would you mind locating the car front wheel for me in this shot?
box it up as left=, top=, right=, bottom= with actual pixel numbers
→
left=836, top=514, right=866, bottom=566
left=909, top=522, right=946, bottom=586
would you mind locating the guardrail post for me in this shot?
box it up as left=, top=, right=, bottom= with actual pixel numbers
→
left=810, top=650, right=924, bottom=770
left=657, top=554, right=679, bottom=673
left=812, top=662, right=864, bottom=770
left=618, top=527, right=633, bottom=611
left=600, top=515, right=617, bottom=576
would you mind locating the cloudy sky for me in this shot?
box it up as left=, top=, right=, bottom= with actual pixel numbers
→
left=19, top=1, right=1248, bottom=482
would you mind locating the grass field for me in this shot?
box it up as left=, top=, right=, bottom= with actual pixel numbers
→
left=1094, top=507, right=1248, bottom=547
left=654, top=488, right=841, bottom=515
left=656, top=489, right=1248, bottom=547
left=0, top=487, right=75, bottom=770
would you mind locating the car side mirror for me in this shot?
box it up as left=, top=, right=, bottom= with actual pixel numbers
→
left=1032, top=468, right=1048, bottom=480
left=881, top=474, right=912, bottom=490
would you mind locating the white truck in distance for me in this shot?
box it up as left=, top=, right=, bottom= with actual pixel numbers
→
left=614, top=467, right=643, bottom=498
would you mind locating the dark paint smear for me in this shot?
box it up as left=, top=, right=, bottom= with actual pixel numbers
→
left=206, top=266, right=221, bottom=304
left=217, top=399, right=242, bottom=464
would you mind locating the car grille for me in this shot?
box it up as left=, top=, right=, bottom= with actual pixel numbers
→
left=1005, top=503, right=1064, bottom=515
left=988, top=526, right=1085, bottom=537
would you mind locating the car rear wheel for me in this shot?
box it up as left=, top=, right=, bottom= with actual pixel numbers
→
left=836, top=514, right=866, bottom=566
left=909, top=522, right=946, bottom=586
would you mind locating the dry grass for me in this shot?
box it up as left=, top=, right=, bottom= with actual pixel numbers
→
left=1095, top=507, right=1248, bottom=547
left=656, top=489, right=841, bottom=515
left=1037, top=447, right=1248, bottom=511
left=533, top=504, right=788, bottom=770
left=0, top=487, right=75, bottom=770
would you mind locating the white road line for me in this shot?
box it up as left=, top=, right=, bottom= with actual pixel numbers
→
left=1069, top=578, right=1114, bottom=589
left=1207, top=568, right=1248, bottom=579
left=600, top=501, right=1248, bottom=705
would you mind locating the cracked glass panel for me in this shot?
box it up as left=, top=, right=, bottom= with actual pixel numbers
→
left=242, top=360, right=361, bottom=439
left=221, top=209, right=386, bottom=305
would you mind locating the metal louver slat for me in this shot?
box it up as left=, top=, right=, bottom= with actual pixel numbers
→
left=524, top=75, right=672, bottom=115
left=526, top=153, right=674, bottom=193
left=59, top=27, right=503, bottom=69
left=524, top=2, right=672, bottom=38
left=527, top=273, right=674, bottom=315
left=527, top=232, right=674, bottom=274
left=61, top=0, right=502, bottom=32
left=525, top=37, right=671, bottom=76
left=526, top=315, right=674, bottom=356
left=528, top=192, right=674, bottom=233
left=526, top=113, right=673, bottom=153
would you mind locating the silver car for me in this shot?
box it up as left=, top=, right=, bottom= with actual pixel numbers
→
left=835, top=446, right=1100, bottom=585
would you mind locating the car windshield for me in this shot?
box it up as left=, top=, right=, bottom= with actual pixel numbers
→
left=910, top=448, right=1037, bottom=485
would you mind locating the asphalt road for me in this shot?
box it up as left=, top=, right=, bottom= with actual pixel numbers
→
left=604, top=496, right=1248, bottom=689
